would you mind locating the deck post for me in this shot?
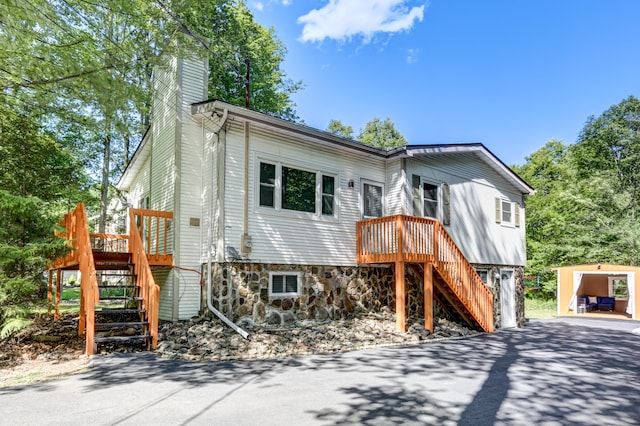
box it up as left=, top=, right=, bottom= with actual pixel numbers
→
left=78, top=272, right=85, bottom=336
left=55, top=269, right=62, bottom=321
left=424, top=262, right=433, bottom=332
left=47, top=270, right=53, bottom=316
left=395, top=261, right=406, bottom=332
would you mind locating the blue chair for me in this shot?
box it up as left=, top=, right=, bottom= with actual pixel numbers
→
left=597, top=296, right=615, bottom=311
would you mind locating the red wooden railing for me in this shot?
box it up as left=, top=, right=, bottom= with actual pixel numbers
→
left=356, top=215, right=494, bottom=332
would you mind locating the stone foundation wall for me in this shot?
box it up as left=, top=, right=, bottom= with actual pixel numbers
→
left=205, top=263, right=396, bottom=326
left=202, top=262, right=525, bottom=329
left=473, top=264, right=526, bottom=329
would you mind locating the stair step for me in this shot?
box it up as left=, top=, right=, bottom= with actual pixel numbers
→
left=96, top=308, right=146, bottom=315
left=95, top=321, right=149, bottom=329
left=97, top=272, right=135, bottom=276
left=94, top=335, right=150, bottom=344
left=99, top=296, right=143, bottom=301
left=98, top=285, right=138, bottom=289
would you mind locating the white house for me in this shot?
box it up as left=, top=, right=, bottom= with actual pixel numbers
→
left=117, top=57, right=534, bottom=331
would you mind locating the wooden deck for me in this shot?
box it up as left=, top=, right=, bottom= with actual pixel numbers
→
left=356, top=215, right=494, bottom=333
left=48, top=204, right=173, bottom=355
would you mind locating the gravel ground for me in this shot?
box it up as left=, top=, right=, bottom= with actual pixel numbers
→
left=1, top=310, right=478, bottom=387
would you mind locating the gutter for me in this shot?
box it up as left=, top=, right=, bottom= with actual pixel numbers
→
left=204, top=107, right=250, bottom=340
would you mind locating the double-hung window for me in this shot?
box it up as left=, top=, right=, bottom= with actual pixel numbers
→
left=362, top=181, right=384, bottom=218
left=258, top=160, right=337, bottom=218
left=422, top=182, right=438, bottom=218
left=495, top=198, right=520, bottom=227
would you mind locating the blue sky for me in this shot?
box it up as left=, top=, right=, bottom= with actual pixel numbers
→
left=247, top=0, right=640, bottom=166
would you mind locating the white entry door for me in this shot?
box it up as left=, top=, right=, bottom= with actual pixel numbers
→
left=501, top=269, right=517, bottom=328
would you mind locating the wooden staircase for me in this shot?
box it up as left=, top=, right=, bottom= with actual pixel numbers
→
left=91, top=251, right=151, bottom=352
left=356, top=215, right=494, bottom=333
left=48, top=203, right=173, bottom=355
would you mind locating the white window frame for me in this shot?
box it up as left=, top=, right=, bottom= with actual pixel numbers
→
left=496, top=198, right=515, bottom=227
left=268, top=272, right=302, bottom=298
left=421, top=178, right=439, bottom=219
left=608, top=276, right=628, bottom=300
left=476, top=268, right=489, bottom=286
left=256, top=156, right=339, bottom=221
left=361, top=179, right=385, bottom=219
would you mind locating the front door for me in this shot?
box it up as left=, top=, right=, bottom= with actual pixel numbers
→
left=501, top=269, right=516, bottom=328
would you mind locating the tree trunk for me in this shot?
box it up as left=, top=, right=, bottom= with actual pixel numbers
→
left=99, top=132, right=111, bottom=234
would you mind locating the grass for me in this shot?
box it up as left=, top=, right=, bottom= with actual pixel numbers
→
left=525, top=297, right=556, bottom=319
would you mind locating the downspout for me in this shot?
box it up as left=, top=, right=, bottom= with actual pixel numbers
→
left=205, top=108, right=250, bottom=340
left=243, top=121, right=249, bottom=237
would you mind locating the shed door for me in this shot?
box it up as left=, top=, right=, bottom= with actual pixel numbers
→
left=501, top=269, right=516, bottom=328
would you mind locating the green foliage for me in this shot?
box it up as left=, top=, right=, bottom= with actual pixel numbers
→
left=327, top=119, right=354, bottom=139
left=0, top=313, right=33, bottom=339
left=519, top=96, right=640, bottom=297
left=188, top=1, right=303, bottom=121
left=0, top=0, right=302, bottom=233
left=0, top=191, right=69, bottom=330
left=358, top=117, right=408, bottom=149
left=524, top=296, right=556, bottom=319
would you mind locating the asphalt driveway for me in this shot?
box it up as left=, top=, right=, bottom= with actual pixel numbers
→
left=1, top=317, right=639, bottom=426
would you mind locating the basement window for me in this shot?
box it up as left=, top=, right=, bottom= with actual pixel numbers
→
left=476, top=269, right=489, bottom=285
left=269, top=272, right=302, bottom=298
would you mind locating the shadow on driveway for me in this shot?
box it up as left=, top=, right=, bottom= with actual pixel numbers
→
left=1, top=318, right=638, bottom=425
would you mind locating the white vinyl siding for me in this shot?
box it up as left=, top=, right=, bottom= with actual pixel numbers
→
left=220, top=121, right=387, bottom=266
left=385, top=159, right=404, bottom=215
left=150, top=59, right=178, bottom=321
left=130, top=57, right=208, bottom=320
left=405, top=155, right=526, bottom=266
left=173, top=58, right=208, bottom=320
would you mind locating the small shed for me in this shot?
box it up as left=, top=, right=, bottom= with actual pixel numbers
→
left=554, top=263, right=638, bottom=319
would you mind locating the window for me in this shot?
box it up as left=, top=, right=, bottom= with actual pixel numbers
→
left=423, top=182, right=438, bottom=218
left=495, top=198, right=520, bottom=227
left=269, top=272, right=302, bottom=298
left=258, top=161, right=337, bottom=218
left=282, top=166, right=315, bottom=212
left=363, top=181, right=383, bottom=218
left=501, top=200, right=512, bottom=224
left=322, top=175, right=335, bottom=216
left=476, top=269, right=489, bottom=285
left=259, top=162, right=276, bottom=207
left=609, top=277, right=628, bottom=299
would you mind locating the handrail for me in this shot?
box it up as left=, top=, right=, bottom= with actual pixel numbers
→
left=356, top=215, right=494, bottom=332
left=51, top=203, right=99, bottom=354
left=129, top=209, right=163, bottom=349
left=129, top=208, right=173, bottom=266
left=89, top=233, right=129, bottom=253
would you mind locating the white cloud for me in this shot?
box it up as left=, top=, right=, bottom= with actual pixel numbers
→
left=254, top=2, right=264, bottom=11
left=298, top=0, right=425, bottom=43
left=282, top=0, right=292, bottom=5
left=406, top=48, right=419, bottom=64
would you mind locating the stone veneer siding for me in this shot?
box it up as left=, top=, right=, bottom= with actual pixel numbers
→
left=202, top=262, right=525, bottom=329
left=473, top=264, right=526, bottom=329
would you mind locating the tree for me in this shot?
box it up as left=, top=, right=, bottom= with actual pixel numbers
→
left=0, top=97, right=87, bottom=336
left=0, top=0, right=302, bottom=232
left=358, top=117, right=407, bottom=149
left=516, top=97, right=640, bottom=299
left=327, top=119, right=354, bottom=139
